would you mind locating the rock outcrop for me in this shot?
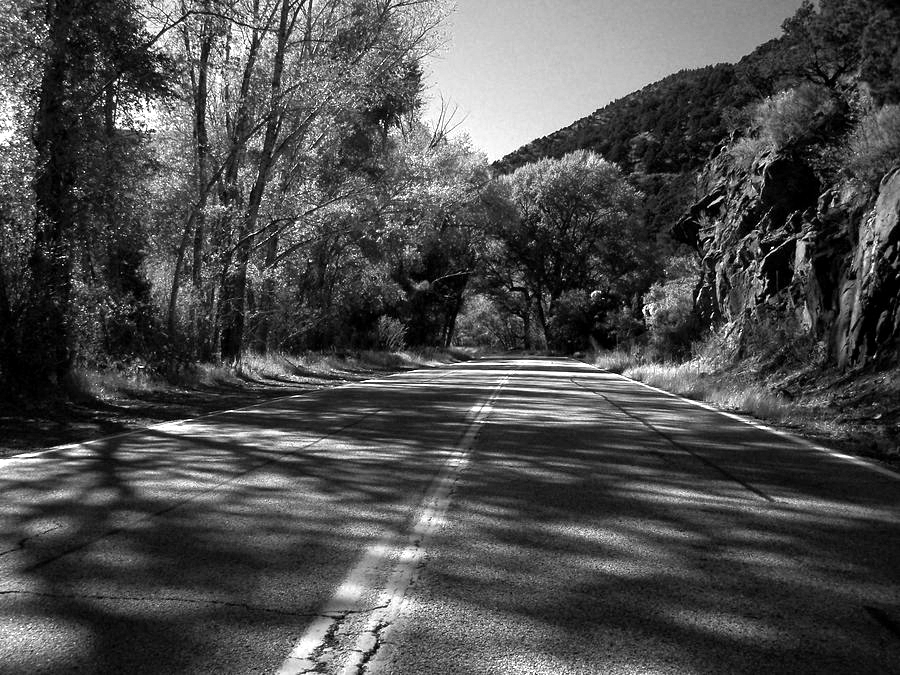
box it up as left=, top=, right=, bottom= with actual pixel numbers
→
left=836, top=168, right=900, bottom=365
left=676, top=149, right=900, bottom=367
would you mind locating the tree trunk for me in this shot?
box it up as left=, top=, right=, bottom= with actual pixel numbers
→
left=167, top=208, right=200, bottom=338
left=441, top=274, right=469, bottom=348
left=522, top=309, right=533, bottom=350
left=534, top=286, right=550, bottom=350
left=220, top=0, right=291, bottom=363
left=253, top=231, right=280, bottom=354
left=168, top=8, right=215, bottom=345
left=26, top=0, right=78, bottom=386
left=191, top=13, right=213, bottom=288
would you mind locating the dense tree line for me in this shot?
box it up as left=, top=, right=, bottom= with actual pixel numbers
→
left=478, top=151, right=652, bottom=351
left=0, top=0, right=484, bottom=392
left=2, top=0, right=896, bottom=395
left=0, top=0, right=672, bottom=396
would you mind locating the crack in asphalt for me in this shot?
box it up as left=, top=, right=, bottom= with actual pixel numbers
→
left=0, top=524, right=63, bottom=559
left=354, top=619, right=390, bottom=675
left=0, top=588, right=393, bottom=619
left=572, top=378, right=776, bottom=503
left=290, top=603, right=392, bottom=674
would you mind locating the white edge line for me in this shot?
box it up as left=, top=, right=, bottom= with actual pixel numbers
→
left=2, top=365, right=459, bottom=462
left=586, top=363, right=899, bottom=482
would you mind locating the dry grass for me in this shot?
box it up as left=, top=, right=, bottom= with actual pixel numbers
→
left=65, top=367, right=158, bottom=400
left=592, top=349, right=643, bottom=374
left=66, top=347, right=478, bottom=401
left=622, top=360, right=798, bottom=423
left=589, top=349, right=801, bottom=425
left=623, top=361, right=707, bottom=396
left=590, top=346, right=899, bottom=467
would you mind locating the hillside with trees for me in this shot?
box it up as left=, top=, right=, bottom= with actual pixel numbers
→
left=494, top=64, right=752, bottom=176
left=491, top=0, right=900, bottom=364
left=487, top=0, right=900, bottom=459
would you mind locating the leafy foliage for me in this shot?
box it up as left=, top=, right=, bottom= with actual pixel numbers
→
left=3, top=0, right=898, bottom=393
left=641, top=255, right=703, bottom=360
left=747, top=84, right=845, bottom=150
left=843, top=103, right=900, bottom=185
left=482, top=151, right=650, bottom=351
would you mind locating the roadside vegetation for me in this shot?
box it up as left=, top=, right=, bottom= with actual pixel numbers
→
left=65, top=347, right=473, bottom=401
left=0, top=347, right=478, bottom=458
left=592, top=335, right=900, bottom=468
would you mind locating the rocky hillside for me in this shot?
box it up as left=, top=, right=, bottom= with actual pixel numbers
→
left=491, top=33, right=799, bottom=178
left=494, top=0, right=900, bottom=372
left=674, top=149, right=899, bottom=368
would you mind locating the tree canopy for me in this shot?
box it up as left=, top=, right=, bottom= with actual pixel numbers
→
left=480, top=151, right=651, bottom=351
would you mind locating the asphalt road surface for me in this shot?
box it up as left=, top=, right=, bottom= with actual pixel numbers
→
left=1, top=357, right=898, bottom=674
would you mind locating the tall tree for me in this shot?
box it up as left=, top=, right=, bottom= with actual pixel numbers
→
left=4, top=0, right=168, bottom=387
left=160, top=0, right=448, bottom=361
left=491, top=150, right=648, bottom=350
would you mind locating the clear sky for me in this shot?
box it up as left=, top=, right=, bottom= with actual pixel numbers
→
left=424, top=0, right=806, bottom=161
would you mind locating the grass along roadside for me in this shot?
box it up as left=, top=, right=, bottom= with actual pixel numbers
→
left=0, top=348, right=478, bottom=459
left=64, top=348, right=470, bottom=401
left=592, top=349, right=900, bottom=470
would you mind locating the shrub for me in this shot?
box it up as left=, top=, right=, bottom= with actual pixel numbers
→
left=740, top=308, right=824, bottom=368
left=843, top=103, right=900, bottom=185
left=641, top=255, right=702, bottom=360
left=751, top=83, right=843, bottom=149
left=723, top=84, right=845, bottom=168
left=374, top=315, right=407, bottom=352
left=725, top=136, right=771, bottom=171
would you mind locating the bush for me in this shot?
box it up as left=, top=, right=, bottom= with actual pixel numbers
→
left=374, top=315, right=407, bottom=352
left=751, top=83, right=843, bottom=150
left=844, top=103, right=900, bottom=185
left=641, top=255, right=702, bottom=360
left=725, top=136, right=771, bottom=171
left=738, top=308, right=824, bottom=369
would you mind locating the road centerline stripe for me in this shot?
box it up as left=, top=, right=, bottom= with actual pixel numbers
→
left=277, top=374, right=511, bottom=675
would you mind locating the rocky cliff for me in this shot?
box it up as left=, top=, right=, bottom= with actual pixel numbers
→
left=675, top=151, right=900, bottom=368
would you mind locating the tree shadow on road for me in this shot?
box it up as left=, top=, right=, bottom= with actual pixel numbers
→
left=0, top=357, right=898, bottom=673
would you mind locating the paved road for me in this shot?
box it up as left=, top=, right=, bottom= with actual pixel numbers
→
left=0, top=357, right=898, bottom=674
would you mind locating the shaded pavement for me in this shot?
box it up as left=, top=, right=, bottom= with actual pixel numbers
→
left=0, top=357, right=898, bottom=673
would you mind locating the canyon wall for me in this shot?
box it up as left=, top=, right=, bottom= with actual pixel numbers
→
left=675, top=150, right=900, bottom=367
